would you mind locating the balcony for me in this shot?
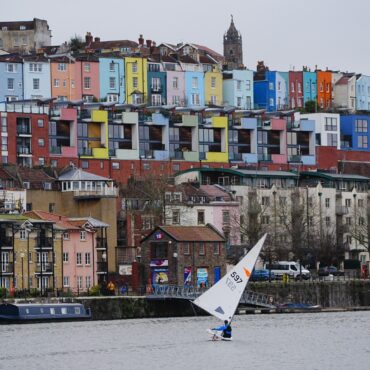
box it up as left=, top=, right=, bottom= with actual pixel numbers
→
left=258, top=154, right=272, bottom=162
left=35, top=262, right=53, bottom=274
left=1, top=264, right=13, bottom=274
left=140, top=149, right=154, bottom=159
left=16, top=146, right=31, bottom=155
left=288, top=155, right=302, bottom=163
left=73, top=187, right=118, bottom=200
left=49, top=146, right=62, bottom=154
left=151, top=86, right=162, bottom=93
left=35, top=237, right=53, bottom=250
left=0, top=236, right=13, bottom=247
left=96, top=237, right=108, bottom=250
left=336, top=205, right=349, bottom=215
left=229, top=152, right=243, bottom=161
left=78, top=148, right=93, bottom=156
left=97, top=261, right=108, bottom=274
left=17, top=126, right=32, bottom=135
left=170, top=151, right=184, bottom=160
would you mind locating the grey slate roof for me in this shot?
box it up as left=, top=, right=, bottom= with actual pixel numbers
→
left=58, top=167, right=110, bottom=182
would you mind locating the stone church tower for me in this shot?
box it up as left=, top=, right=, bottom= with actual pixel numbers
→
left=223, top=16, right=244, bottom=70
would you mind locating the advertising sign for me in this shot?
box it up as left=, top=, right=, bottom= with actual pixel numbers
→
left=152, top=268, right=168, bottom=285
left=197, top=267, right=208, bottom=288
left=119, top=265, right=132, bottom=276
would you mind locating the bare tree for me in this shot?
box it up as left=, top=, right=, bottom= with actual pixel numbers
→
left=348, top=205, right=370, bottom=257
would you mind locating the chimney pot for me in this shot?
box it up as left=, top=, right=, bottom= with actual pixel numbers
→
left=146, top=39, right=152, bottom=48
left=138, top=34, right=144, bottom=46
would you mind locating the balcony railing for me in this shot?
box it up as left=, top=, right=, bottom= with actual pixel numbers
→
left=35, top=237, right=53, bottom=249
left=140, top=149, right=154, bottom=159
left=258, top=154, right=272, bottom=162
left=97, top=261, right=108, bottom=273
left=170, top=151, right=184, bottom=160
left=17, top=126, right=32, bottom=135
left=1, top=264, right=13, bottom=274
left=229, top=152, right=243, bottom=161
left=35, top=262, right=53, bottom=274
left=96, top=237, right=108, bottom=249
left=288, top=155, right=302, bottom=163
left=74, top=188, right=118, bottom=199
left=16, top=146, right=31, bottom=155
left=336, top=205, right=349, bottom=215
left=78, top=148, right=93, bottom=156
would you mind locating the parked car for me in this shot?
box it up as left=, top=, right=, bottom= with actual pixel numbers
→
left=318, top=266, right=344, bottom=277
left=251, top=269, right=275, bottom=281
left=264, top=261, right=311, bottom=280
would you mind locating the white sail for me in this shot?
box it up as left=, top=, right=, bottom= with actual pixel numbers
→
left=193, top=234, right=267, bottom=322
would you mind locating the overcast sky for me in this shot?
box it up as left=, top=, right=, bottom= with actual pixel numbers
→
left=3, top=0, right=370, bottom=74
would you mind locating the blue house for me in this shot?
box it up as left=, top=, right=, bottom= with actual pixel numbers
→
left=23, top=55, right=51, bottom=99
left=185, top=71, right=204, bottom=107
left=356, top=75, right=370, bottom=112
left=0, top=54, right=23, bottom=101
left=303, top=71, right=317, bottom=105
left=254, top=71, right=282, bottom=111
left=223, top=69, right=254, bottom=109
left=147, top=61, right=167, bottom=106
left=341, top=115, right=370, bottom=151
left=99, top=57, right=125, bottom=103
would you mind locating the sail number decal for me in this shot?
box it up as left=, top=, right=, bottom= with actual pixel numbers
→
left=226, top=272, right=243, bottom=292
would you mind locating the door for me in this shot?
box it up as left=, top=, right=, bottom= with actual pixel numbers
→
left=41, top=252, right=48, bottom=272
left=214, top=266, right=221, bottom=284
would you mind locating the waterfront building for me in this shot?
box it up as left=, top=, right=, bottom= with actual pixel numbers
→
left=0, top=18, right=51, bottom=53
left=147, top=58, right=166, bottom=106
left=124, top=56, right=147, bottom=104
left=204, top=69, right=223, bottom=106
left=356, top=75, right=370, bottom=111
left=300, top=112, right=341, bottom=150
left=0, top=54, right=23, bottom=101
left=84, top=32, right=138, bottom=54
left=99, top=56, right=125, bottom=104
left=333, top=73, right=356, bottom=111
left=140, top=225, right=226, bottom=286
left=74, top=54, right=100, bottom=102
left=289, top=71, right=304, bottom=109
left=340, top=114, right=370, bottom=151
left=50, top=56, right=75, bottom=102
left=223, top=69, right=254, bottom=109
left=303, top=70, right=317, bottom=106
left=184, top=69, right=205, bottom=107
left=316, top=70, right=332, bottom=109
left=22, top=55, right=51, bottom=100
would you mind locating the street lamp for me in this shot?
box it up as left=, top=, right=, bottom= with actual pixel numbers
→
left=20, top=252, right=25, bottom=290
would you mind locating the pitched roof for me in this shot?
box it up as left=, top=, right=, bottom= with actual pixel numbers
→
left=69, top=217, right=109, bottom=228
left=88, top=40, right=138, bottom=50
left=158, top=225, right=225, bottom=242
left=24, top=210, right=80, bottom=230
left=58, top=167, right=110, bottom=182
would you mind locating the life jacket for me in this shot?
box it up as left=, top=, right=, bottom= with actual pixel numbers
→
left=223, top=325, right=232, bottom=338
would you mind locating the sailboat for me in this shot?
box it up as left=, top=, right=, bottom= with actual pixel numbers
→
left=193, top=234, right=267, bottom=341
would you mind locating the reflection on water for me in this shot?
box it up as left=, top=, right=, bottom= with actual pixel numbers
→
left=1, top=311, right=370, bottom=370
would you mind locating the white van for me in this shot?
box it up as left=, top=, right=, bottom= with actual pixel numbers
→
left=264, top=261, right=311, bottom=280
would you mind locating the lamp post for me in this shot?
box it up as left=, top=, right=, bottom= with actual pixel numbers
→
left=20, top=252, right=25, bottom=291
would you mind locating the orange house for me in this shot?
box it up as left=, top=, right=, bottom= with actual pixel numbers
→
left=316, top=70, right=332, bottom=109
left=50, top=57, right=76, bottom=101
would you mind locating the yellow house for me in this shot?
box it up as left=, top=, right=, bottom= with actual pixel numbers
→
left=204, top=70, right=223, bottom=106
left=124, top=57, right=148, bottom=104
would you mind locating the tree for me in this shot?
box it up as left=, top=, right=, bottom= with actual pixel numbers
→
left=68, top=35, right=84, bottom=53
left=349, top=204, right=370, bottom=258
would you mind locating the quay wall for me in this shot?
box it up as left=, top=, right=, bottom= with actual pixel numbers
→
left=75, top=281, right=370, bottom=320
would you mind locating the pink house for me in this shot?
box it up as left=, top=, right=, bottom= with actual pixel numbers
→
left=166, top=71, right=186, bottom=106
left=73, top=56, right=100, bottom=102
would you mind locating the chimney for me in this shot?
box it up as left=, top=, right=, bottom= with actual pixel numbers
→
left=85, top=32, right=93, bottom=45
left=146, top=39, right=152, bottom=48
left=152, top=41, right=156, bottom=47
left=138, top=34, right=144, bottom=46
left=94, top=37, right=100, bottom=42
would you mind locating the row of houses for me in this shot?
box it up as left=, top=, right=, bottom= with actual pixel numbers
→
left=0, top=18, right=370, bottom=113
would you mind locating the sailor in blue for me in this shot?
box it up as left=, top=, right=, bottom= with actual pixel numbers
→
left=212, top=320, right=232, bottom=338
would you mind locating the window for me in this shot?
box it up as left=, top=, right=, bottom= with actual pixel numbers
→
left=262, top=196, right=270, bottom=206
left=48, top=202, right=55, bottom=212
left=211, top=243, right=219, bottom=256
left=63, top=276, right=70, bottom=287
left=63, top=252, right=69, bottom=263
left=358, top=136, right=368, bottom=148
left=109, top=77, right=116, bottom=89
left=173, top=77, right=178, bottom=88
left=143, top=163, right=150, bottom=171
left=345, top=217, right=352, bottom=225
left=86, top=276, right=92, bottom=289
left=77, top=276, right=83, bottom=289
left=133, top=77, right=138, bottom=88
left=191, top=93, right=200, bottom=105
left=7, top=78, right=14, bottom=90
left=327, top=133, right=338, bottom=147
left=358, top=199, right=364, bottom=207
left=132, top=63, right=138, bottom=73
left=81, top=160, right=89, bottom=169
left=33, top=79, right=40, bottom=90
left=222, top=210, right=230, bottom=225
left=237, top=80, right=242, bottom=90
left=37, top=119, right=44, bottom=128
left=58, top=63, right=66, bottom=71
left=1, top=117, right=7, bottom=132
left=76, top=253, right=82, bottom=265
left=269, top=82, right=274, bottom=90
left=7, top=64, right=16, bottom=73
left=80, top=231, right=86, bottom=241
left=20, top=229, right=27, bottom=240
left=345, top=199, right=351, bottom=207
left=279, top=197, right=286, bottom=206
left=197, top=210, right=205, bottom=225
left=183, top=242, right=190, bottom=255
left=54, top=79, right=59, bottom=87
left=192, top=77, right=198, bottom=89
left=325, top=198, right=330, bottom=208
left=325, top=117, right=338, bottom=131
left=112, top=162, right=120, bottom=170
left=237, top=97, right=242, bottom=107
left=51, top=159, right=58, bottom=168
left=359, top=217, right=365, bottom=226
left=246, top=80, right=251, bottom=91
left=29, top=63, right=42, bottom=72
left=211, top=77, right=216, bottom=88
left=261, top=215, right=270, bottom=224
left=84, top=63, right=91, bottom=72
left=325, top=216, right=331, bottom=227
left=39, top=157, right=45, bottom=166
left=83, top=77, right=91, bottom=89
left=172, top=209, right=180, bottom=224
left=85, top=252, right=91, bottom=265
left=199, top=243, right=205, bottom=255
left=38, top=138, right=45, bottom=147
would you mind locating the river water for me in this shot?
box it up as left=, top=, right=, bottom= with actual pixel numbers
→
left=1, top=311, right=369, bottom=370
